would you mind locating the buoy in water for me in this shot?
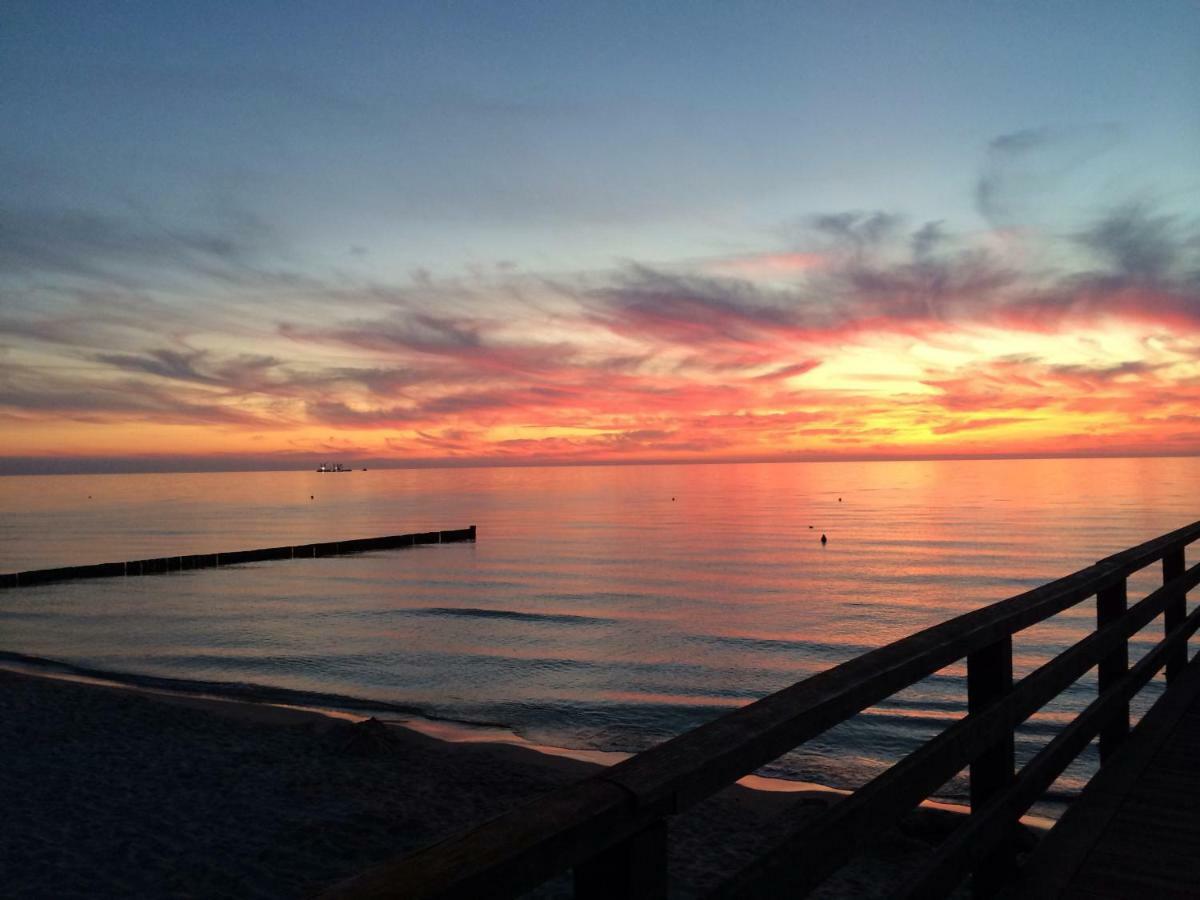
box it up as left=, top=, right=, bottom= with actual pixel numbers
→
left=820, top=534, right=828, bottom=545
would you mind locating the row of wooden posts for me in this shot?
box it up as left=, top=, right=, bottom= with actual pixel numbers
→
left=0, top=525, right=477, bottom=589
left=322, top=519, right=1200, bottom=899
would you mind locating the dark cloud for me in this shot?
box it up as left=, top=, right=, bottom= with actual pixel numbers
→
left=811, top=211, right=900, bottom=256
left=305, top=401, right=419, bottom=427
left=322, top=365, right=459, bottom=395
left=1078, top=204, right=1180, bottom=281
left=992, top=206, right=1200, bottom=329
left=0, top=205, right=273, bottom=286
left=306, top=382, right=590, bottom=429
left=975, top=124, right=1121, bottom=225
left=593, top=198, right=1200, bottom=352
left=911, top=221, right=945, bottom=263
left=93, top=349, right=213, bottom=383
left=976, top=128, right=1052, bottom=223
left=591, top=265, right=802, bottom=346
left=834, top=246, right=1015, bottom=322
left=0, top=379, right=271, bottom=427
left=591, top=222, right=1016, bottom=351
left=288, top=313, right=486, bottom=355
left=93, top=349, right=284, bottom=392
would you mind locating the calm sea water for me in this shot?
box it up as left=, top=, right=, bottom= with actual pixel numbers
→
left=1, top=458, right=1197, bottom=808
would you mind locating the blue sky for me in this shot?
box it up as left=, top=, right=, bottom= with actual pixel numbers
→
left=3, top=2, right=1200, bottom=471
left=7, top=1, right=1196, bottom=275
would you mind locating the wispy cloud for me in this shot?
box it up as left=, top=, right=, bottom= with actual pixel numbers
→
left=4, top=143, right=1200, bottom=470
left=975, top=125, right=1121, bottom=226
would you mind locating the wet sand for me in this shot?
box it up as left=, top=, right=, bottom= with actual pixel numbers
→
left=1, top=668, right=978, bottom=898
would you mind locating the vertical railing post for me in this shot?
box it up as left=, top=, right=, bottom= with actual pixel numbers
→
left=1096, top=577, right=1129, bottom=762
left=967, top=635, right=1015, bottom=897
left=574, top=819, right=668, bottom=900
left=1163, top=545, right=1187, bottom=683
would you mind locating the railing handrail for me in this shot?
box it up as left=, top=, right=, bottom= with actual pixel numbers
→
left=717, top=557, right=1200, bottom=898
left=321, top=520, right=1200, bottom=900
left=894, top=580, right=1200, bottom=898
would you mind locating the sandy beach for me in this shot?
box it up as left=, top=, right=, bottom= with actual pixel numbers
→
left=1, top=667, right=983, bottom=898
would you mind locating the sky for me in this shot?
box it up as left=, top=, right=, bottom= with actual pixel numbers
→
left=2, top=1, right=1199, bottom=473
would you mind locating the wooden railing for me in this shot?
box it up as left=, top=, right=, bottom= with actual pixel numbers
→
left=321, top=520, right=1200, bottom=899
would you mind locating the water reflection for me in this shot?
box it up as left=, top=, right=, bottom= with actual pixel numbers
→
left=0, top=457, right=1196, bottom=810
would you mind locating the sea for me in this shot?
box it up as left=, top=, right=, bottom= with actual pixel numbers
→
left=1, top=457, right=1197, bottom=814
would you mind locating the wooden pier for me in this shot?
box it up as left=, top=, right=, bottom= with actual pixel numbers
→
left=320, top=520, right=1200, bottom=899
left=1016, top=649, right=1200, bottom=898
left=0, top=525, right=476, bottom=589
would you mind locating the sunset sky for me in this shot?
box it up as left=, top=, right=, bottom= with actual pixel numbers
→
left=3, top=2, right=1199, bottom=473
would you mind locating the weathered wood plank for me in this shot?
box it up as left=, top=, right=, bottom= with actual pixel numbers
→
left=1163, top=544, right=1187, bottom=683
left=1096, top=578, right=1130, bottom=762
left=968, top=636, right=1015, bottom=897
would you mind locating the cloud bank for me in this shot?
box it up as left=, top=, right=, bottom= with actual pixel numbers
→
left=3, top=164, right=1199, bottom=472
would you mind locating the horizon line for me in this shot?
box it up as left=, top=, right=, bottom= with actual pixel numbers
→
left=3, top=449, right=1198, bottom=477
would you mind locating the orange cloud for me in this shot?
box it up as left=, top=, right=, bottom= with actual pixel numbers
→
left=4, top=204, right=1200, bottom=471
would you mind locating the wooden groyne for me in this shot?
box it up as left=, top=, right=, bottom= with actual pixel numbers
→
left=321, top=520, right=1200, bottom=900
left=0, top=525, right=476, bottom=590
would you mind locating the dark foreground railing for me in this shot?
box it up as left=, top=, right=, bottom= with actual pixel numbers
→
left=321, top=520, right=1199, bottom=899
left=0, top=526, right=476, bottom=589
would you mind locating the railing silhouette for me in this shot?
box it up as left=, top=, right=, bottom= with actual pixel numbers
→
left=322, top=521, right=1200, bottom=899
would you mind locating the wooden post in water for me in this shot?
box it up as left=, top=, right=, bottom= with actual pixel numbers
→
left=967, top=635, right=1015, bottom=897
left=1096, top=577, right=1130, bottom=762
left=1163, top=545, right=1187, bottom=683
left=0, top=526, right=477, bottom=589
left=574, top=820, right=668, bottom=900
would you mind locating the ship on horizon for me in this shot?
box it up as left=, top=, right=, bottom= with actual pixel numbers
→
left=316, top=462, right=350, bottom=473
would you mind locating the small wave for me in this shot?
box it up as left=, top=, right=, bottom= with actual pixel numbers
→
left=696, top=633, right=877, bottom=657
left=406, top=606, right=613, bottom=625
left=0, top=649, right=500, bottom=727
left=0, top=610, right=55, bottom=621
left=535, top=591, right=661, bottom=605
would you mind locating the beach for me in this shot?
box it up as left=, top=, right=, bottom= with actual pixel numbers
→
left=1, top=667, right=982, bottom=898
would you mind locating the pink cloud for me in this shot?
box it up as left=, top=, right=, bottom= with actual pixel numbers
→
left=706, top=252, right=827, bottom=278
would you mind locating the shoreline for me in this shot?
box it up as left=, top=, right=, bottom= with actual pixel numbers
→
left=0, top=654, right=1056, bottom=830
left=1, top=663, right=1050, bottom=898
